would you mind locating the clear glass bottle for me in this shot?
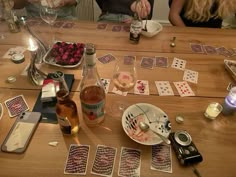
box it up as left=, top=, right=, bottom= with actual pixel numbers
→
left=129, top=1, right=142, bottom=44
left=53, top=71, right=80, bottom=135
left=80, top=43, right=106, bottom=126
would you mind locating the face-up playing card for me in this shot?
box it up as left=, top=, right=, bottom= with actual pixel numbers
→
left=101, top=78, right=111, bottom=94
left=97, top=54, right=116, bottom=64
left=91, top=145, right=117, bottom=177
left=64, top=144, right=90, bottom=175
left=134, top=80, right=149, bottom=95
left=123, top=56, right=135, bottom=65
left=155, top=56, right=168, bottom=67
left=122, top=25, right=130, bottom=32
left=140, top=57, right=154, bottom=69
left=97, top=23, right=108, bottom=30
left=155, top=81, right=174, bottom=96
left=151, top=144, right=172, bottom=173
left=118, top=147, right=141, bottom=177
left=112, top=87, right=128, bottom=96
left=53, top=21, right=64, bottom=28
left=62, top=22, right=75, bottom=29
left=190, top=43, right=205, bottom=54
left=4, top=95, right=29, bottom=117
left=216, top=47, right=233, bottom=58
left=3, top=46, right=27, bottom=59
left=173, top=81, right=195, bottom=97
left=228, top=48, right=236, bottom=56
left=203, top=45, right=217, bottom=55
left=183, top=69, right=199, bottom=84
left=171, top=57, right=186, bottom=70
left=112, top=25, right=122, bottom=32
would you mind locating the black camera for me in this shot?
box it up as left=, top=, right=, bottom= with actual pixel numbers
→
left=169, top=131, right=203, bottom=165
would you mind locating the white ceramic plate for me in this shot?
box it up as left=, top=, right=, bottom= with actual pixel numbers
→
left=43, top=41, right=84, bottom=68
left=122, top=103, right=171, bottom=145
left=141, top=20, right=163, bottom=37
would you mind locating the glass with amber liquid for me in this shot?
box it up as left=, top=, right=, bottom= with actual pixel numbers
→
left=80, top=43, right=106, bottom=126
left=54, top=71, right=79, bottom=135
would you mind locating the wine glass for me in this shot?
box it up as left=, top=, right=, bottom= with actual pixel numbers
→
left=40, top=5, right=57, bottom=48
left=111, top=56, right=137, bottom=116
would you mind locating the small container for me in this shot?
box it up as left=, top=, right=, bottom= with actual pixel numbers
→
left=204, top=102, right=223, bottom=120
left=222, top=86, right=236, bottom=115
left=11, top=53, right=25, bottom=64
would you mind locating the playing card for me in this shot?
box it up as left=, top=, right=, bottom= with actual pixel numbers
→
left=140, top=57, right=154, bottom=69
left=101, top=78, right=111, bottom=94
left=134, top=80, right=149, bottom=95
left=3, top=46, right=26, bottom=59
left=173, top=81, right=195, bottom=97
left=183, top=69, right=199, bottom=84
left=155, top=56, right=168, bottom=67
left=227, top=82, right=236, bottom=91
left=228, top=48, right=236, bottom=56
left=53, top=21, right=64, bottom=28
left=118, top=147, right=141, bottom=177
left=151, top=144, right=172, bottom=173
left=91, top=145, right=117, bottom=177
left=97, top=23, right=108, bottom=30
left=4, top=95, right=29, bottom=117
left=155, top=81, right=174, bottom=96
left=123, top=55, right=135, bottom=65
left=190, top=43, right=205, bottom=54
left=203, top=45, right=217, bottom=55
left=171, top=57, right=186, bottom=70
left=97, top=54, right=116, bottom=64
left=216, top=47, right=233, bottom=57
left=112, top=25, right=122, bottom=32
left=62, top=22, right=75, bottom=29
left=64, top=144, right=90, bottom=175
left=112, top=87, right=128, bottom=96
left=122, top=25, right=130, bottom=32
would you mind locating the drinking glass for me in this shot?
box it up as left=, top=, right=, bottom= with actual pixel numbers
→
left=111, top=57, right=137, bottom=116
left=40, top=6, right=57, bottom=48
left=0, top=2, right=6, bottom=39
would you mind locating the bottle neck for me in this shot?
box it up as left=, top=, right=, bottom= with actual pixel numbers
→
left=56, top=89, right=70, bottom=103
left=85, top=53, right=96, bottom=68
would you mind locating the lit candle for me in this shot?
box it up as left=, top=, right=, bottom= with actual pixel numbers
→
left=222, top=87, right=236, bottom=115
left=204, top=102, right=223, bottom=120
left=28, top=38, right=38, bottom=52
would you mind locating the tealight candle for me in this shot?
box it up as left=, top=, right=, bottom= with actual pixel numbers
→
left=28, top=38, right=38, bottom=52
left=222, top=86, right=236, bottom=115
left=204, top=102, right=223, bottom=120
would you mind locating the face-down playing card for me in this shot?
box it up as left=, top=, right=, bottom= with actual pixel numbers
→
left=97, top=54, right=116, bottom=64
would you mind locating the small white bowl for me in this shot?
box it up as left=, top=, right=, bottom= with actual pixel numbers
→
left=141, top=20, right=163, bottom=37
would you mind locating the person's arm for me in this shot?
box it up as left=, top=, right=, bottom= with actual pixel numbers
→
left=168, top=0, right=186, bottom=27
left=130, top=0, right=152, bottom=19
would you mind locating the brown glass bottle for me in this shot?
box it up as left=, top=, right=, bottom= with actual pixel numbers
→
left=54, top=71, right=79, bottom=135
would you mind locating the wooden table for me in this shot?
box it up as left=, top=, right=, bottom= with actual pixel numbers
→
left=0, top=20, right=236, bottom=177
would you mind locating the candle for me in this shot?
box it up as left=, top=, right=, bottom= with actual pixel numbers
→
left=28, top=38, right=38, bottom=51
left=204, top=102, right=223, bottom=120
left=222, top=87, right=236, bottom=115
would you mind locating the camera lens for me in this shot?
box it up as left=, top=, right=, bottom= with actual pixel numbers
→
left=179, top=134, right=188, bottom=142
left=174, top=131, right=192, bottom=146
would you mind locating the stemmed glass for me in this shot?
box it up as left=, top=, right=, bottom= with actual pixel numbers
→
left=40, top=5, right=57, bottom=48
left=111, top=56, right=137, bottom=116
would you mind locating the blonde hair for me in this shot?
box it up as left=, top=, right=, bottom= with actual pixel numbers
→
left=184, top=0, right=236, bottom=22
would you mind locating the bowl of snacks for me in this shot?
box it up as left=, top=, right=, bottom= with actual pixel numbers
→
left=141, top=20, right=163, bottom=38
left=43, top=41, right=84, bottom=68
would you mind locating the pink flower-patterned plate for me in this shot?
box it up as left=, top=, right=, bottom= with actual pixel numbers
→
left=122, top=103, right=171, bottom=145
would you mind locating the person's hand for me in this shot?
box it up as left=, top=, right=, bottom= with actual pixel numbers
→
left=130, top=0, right=151, bottom=19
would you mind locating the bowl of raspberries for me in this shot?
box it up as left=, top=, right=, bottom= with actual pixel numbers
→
left=43, top=41, right=85, bottom=68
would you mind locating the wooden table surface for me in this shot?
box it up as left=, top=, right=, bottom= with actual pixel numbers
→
left=0, top=20, right=236, bottom=177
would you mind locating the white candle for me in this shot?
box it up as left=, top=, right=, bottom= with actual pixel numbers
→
left=28, top=38, right=38, bottom=51
left=204, top=102, right=223, bottom=120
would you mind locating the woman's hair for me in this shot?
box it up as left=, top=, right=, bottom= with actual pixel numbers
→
left=184, top=0, right=236, bottom=22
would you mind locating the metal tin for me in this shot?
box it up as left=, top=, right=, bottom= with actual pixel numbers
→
left=11, top=53, right=25, bottom=64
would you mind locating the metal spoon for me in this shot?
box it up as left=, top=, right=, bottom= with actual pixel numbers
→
left=139, top=122, right=171, bottom=144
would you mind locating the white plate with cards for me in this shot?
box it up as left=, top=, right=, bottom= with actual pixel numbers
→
left=122, top=103, right=171, bottom=145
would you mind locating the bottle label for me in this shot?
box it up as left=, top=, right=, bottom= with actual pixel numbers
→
left=56, top=115, right=71, bottom=134
left=130, top=21, right=142, bottom=43
left=81, top=99, right=105, bottom=123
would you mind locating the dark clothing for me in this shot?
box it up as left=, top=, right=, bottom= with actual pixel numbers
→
left=169, top=0, right=223, bottom=28
left=96, top=0, right=154, bottom=19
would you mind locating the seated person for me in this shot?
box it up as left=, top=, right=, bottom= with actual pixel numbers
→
left=13, top=0, right=80, bottom=20
left=168, top=0, right=236, bottom=28
left=96, top=0, right=154, bottom=23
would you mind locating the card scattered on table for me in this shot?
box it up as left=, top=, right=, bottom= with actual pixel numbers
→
left=183, top=69, right=199, bottom=84
left=4, top=95, right=29, bottom=117
left=112, top=25, right=122, bottom=32
left=64, top=144, right=90, bottom=175
left=155, top=81, right=174, bottom=96
left=97, top=23, right=108, bottom=30
left=134, top=80, right=149, bottom=95
left=98, top=54, right=116, bottom=64
left=3, top=46, right=27, bottom=59
left=118, top=147, right=141, bottom=177
left=203, top=45, right=217, bottom=55
left=62, top=22, right=75, bottom=29
left=91, top=145, right=117, bottom=177
left=155, top=56, right=168, bottom=68
left=124, top=55, right=135, bottom=65
left=151, top=144, right=172, bottom=173
left=216, top=47, right=232, bottom=57
left=171, top=57, right=186, bottom=70
left=190, top=43, right=205, bottom=54
left=173, top=81, right=195, bottom=97
left=140, top=57, right=154, bottom=69
left=101, top=78, right=111, bottom=94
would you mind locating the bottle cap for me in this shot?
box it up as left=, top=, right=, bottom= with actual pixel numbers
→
left=11, top=53, right=25, bottom=64
left=7, top=76, right=16, bottom=83
left=176, top=115, right=184, bottom=123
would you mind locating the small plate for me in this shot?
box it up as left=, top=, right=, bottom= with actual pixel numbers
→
left=122, top=103, right=171, bottom=145
left=224, top=59, right=236, bottom=81
left=141, top=20, right=163, bottom=37
left=43, top=41, right=84, bottom=68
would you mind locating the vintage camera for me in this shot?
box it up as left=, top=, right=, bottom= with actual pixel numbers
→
left=169, top=131, right=203, bottom=165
